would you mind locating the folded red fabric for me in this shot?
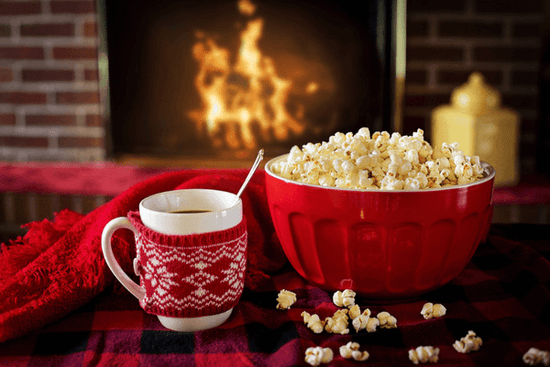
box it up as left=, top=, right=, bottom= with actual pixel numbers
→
left=0, top=169, right=287, bottom=343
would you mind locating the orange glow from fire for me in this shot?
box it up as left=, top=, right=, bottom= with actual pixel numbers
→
left=188, top=0, right=315, bottom=149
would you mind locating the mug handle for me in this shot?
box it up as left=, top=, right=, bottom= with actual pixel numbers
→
left=101, top=217, right=146, bottom=301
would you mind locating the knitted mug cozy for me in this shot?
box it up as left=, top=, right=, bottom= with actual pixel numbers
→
left=127, top=211, right=248, bottom=318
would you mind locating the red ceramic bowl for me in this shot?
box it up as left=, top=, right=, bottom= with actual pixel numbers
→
left=265, top=154, right=495, bottom=300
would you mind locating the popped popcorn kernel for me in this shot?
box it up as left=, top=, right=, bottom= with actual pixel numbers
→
left=523, top=348, right=550, bottom=366
left=453, top=330, right=483, bottom=354
left=339, top=341, right=369, bottom=361
left=377, top=311, right=398, bottom=329
left=333, top=289, right=356, bottom=308
left=271, top=128, right=486, bottom=190
left=305, top=346, right=333, bottom=366
left=276, top=289, right=297, bottom=310
left=421, top=302, right=447, bottom=319
left=348, top=304, right=361, bottom=320
left=352, top=309, right=379, bottom=333
left=324, top=309, right=350, bottom=335
left=301, top=311, right=325, bottom=334
left=409, top=346, right=440, bottom=364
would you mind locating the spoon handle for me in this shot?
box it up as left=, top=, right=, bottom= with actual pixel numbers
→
left=236, top=149, right=264, bottom=200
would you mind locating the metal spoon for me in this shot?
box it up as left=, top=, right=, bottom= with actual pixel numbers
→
left=235, top=149, right=264, bottom=202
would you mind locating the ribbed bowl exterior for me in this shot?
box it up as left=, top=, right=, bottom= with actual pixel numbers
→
left=265, top=155, right=495, bottom=300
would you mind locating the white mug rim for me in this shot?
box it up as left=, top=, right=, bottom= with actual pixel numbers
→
left=139, top=188, right=242, bottom=216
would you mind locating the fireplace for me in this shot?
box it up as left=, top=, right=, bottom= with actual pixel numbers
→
left=100, top=0, right=405, bottom=163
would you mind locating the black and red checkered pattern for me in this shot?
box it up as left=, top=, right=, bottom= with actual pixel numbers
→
left=0, top=223, right=548, bottom=367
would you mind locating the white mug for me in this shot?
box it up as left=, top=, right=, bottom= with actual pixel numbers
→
left=101, top=189, right=247, bottom=332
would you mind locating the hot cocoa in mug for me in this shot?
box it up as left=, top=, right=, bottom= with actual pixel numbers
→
left=101, top=189, right=247, bottom=332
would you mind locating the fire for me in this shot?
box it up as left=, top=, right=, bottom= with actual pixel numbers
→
left=188, top=0, right=315, bottom=150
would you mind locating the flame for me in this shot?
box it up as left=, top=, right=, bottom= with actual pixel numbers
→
left=189, top=0, right=313, bottom=150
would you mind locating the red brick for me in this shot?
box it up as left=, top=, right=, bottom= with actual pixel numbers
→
left=84, top=69, right=98, bottom=81
left=86, top=114, right=102, bottom=126
left=0, top=2, right=41, bottom=16
left=0, top=24, right=10, bottom=37
left=475, top=0, right=544, bottom=14
left=407, top=20, right=429, bottom=38
left=52, top=47, right=97, bottom=60
left=0, top=136, right=48, bottom=148
left=405, top=93, right=450, bottom=109
left=20, top=23, right=74, bottom=37
left=0, top=67, right=13, bottom=82
left=0, top=113, right=16, bottom=125
left=502, top=93, right=538, bottom=111
left=21, top=69, right=75, bottom=82
left=58, top=136, right=103, bottom=148
left=438, top=21, right=503, bottom=38
left=56, top=91, right=100, bottom=104
left=408, top=0, right=466, bottom=13
left=407, top=46, right=464, bottom=62
left=512, top=23, right=542, bottom=38
left=50, top=1, right=95, bottom=14
left=26, top=114, right=76, bottom=126
left=405, top=69, right=428, bottom=85
left=82, top=21, right=97, bottom=37
left=436, top=70, right=503, bottom=87
left=473, top=46, right=540, bottom=63
left=0, top=92, right=47, bottom=104
left=511, top=70, right=538, bottom=86
left=0, top=47, right=44, bottom=60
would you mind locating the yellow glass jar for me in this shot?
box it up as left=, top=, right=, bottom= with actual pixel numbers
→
left=431, top=72, right=520, bottom=186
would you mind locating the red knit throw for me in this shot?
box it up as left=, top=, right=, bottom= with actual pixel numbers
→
left=127, top=211, right=247, bottom=318
left=0, top=170, right=287, bottom=343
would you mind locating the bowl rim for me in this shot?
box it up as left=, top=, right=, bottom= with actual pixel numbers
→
left=265, top=154, right=496, bottom=193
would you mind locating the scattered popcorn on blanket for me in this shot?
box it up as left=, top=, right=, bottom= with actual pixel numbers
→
left=324, top=309, right=350, bottom=335
left=271, top=128, right=485, bottom=190
left=523, top=348, right=550, bottom=366
left=276, top=289, right=297, bottom=310
left=409, top=346, right=440, bottom=364
left=333, top=289, right=356, bottom=308
left=340, top=342, right=370, bottom=361
left=377, top=311, right=398, bottom=329
left=305, top=346, right=333, bottom=366
left=453, top=330, right=482, bottom=354
left=301, top=311, right=325, bottom=334
left=421, top=302, right=447, bottom=319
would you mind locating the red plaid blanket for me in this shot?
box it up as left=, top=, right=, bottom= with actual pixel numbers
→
left=0, top=224, right=549, bottom=366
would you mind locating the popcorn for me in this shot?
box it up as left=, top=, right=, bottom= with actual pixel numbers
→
left=377, top=311, right=398, bottom=329
left=409, top=346, right=440, bottom=364
left=453, top=330, right=482, bottom=354
left=421, top=302, right=447, bottom=319
left=332, top=289, right=356, bottom=308
left=324, top=309, right=350, bottom=335
left=305, top=346, right=333, bottom=366
left=271, top=128, right=485, bottom=190
left=339, top=341, right=370, bottom=361
left=301, top=311, right=325, bottom=334
left=276, top=289, right=297, bottom=310
left=523, top=348, right=550, bottom=366
left=352, top=309, right=379, bottom=333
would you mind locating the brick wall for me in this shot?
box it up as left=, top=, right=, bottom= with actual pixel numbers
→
left=0, top=0, right=105, bottom=162
left=1, top=0, right=549, bottom=175
left=404, top=0, right=550, bottom=175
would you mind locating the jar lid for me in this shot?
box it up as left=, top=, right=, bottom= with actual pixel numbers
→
left=450, top=72, right=501, bottom=114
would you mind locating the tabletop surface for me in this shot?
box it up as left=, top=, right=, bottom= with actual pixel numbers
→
left=0, top=223, right=548, bottom=367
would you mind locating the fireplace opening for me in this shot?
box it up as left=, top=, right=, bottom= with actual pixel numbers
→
left=100, top=0, right=405, bottom=164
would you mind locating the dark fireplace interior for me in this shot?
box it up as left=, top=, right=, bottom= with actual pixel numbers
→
left=103, top=0, right=401, bottom=162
